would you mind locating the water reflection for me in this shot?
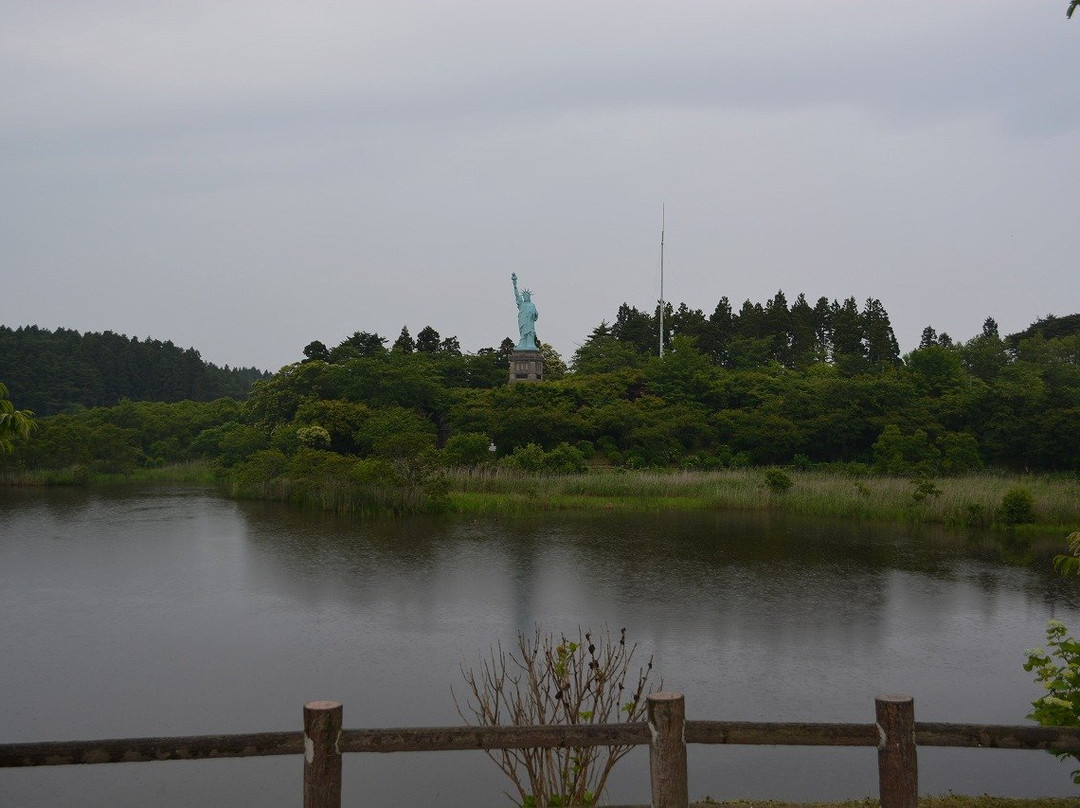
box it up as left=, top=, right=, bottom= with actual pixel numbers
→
left=1, top=487, right=1078, bottom=806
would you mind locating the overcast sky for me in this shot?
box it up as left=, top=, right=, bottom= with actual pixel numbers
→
left=2, top=2, right=1078, bottom=372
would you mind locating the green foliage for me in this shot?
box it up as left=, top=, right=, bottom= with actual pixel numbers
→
left=543, top=443, right=588, bottom=474
left=0, top=382, right=36, bottom=454
left=441, top=432, right=494, bottom=467
left=762, top=468, right=793, bottom=494
left=504, top=442, right=547, bottom=473
left=998, top=487, right=1037, bottom=526
left=1053, top=533, right=1080, bottom=578
left=957, top=502, right=991, bottom=530
left=909, top=475, right=942, bottom=506
left=872, top=425, right=940, bottom=476
left=0, top=325, right=266, bottom=415
left=296, top=424, right=331, bottom=450
left=1024, top=620, right=1080, bottom=783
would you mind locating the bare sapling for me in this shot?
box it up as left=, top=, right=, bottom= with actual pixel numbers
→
left=455, top=626, right=658, bottom=807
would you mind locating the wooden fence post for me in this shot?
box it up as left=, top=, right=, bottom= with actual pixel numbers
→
left=304, top=700, right=342, bottom=808
left=876, top=694, right=917, bottom=808
left=648, top=693, right=688, bottom=808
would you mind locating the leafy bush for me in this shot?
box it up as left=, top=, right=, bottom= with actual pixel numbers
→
left=791, top=453, right=812, bottom=471
left=909, top=475, right=941, bottom=506
left=999, top=487, right=1036, bottom=525
left=504, top=443, right=546, bottom=472
left=442, top=432, right=493, bottom=467
left=1024, top=620, right=1080, bottom=783
left=957, top=502, right=991, bottom=530
left=296, top=424, right=331, bottom=450
left=1053, top=532, right=1080, bottom=577
left=543, top=443, right=587, bottom=475
left=763, top=468, right=793, bottom=494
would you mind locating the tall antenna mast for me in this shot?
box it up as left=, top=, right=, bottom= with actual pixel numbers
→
left=659, top=204, right=666, bottom=357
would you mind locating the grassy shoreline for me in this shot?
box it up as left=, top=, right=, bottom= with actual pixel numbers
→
left=443, top=467, right=1080, bottom=531
left=4, top=463, right=1078, bottom=532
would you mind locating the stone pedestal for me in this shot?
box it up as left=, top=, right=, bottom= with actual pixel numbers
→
left=509, top=349, right=544, bottom=383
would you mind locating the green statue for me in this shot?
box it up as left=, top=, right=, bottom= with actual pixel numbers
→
left=511, top=272, right=539, bottom=351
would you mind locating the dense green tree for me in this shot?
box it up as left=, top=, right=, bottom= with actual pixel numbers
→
left=763, top=291, right=792, bottom=365
left=302, top=340, right=330, bottom=362
left=789, top=293, right=823, bottom=367
left=330, top=331, right=387, bottom=361
left=538, top=342, right=567, bottom=380
left=415, top=326, right=441, bottom=353
left=0, top=325, right=267, bottom=415
left=612, top=304, right=656, bottom=354
left=861, top=298, right=900, bottom=365
left=701, top=297, right=734, bottom=365
left=960, top=317, right=1008, bottom=382
left=441, top=432, right=493, bottom=467
left=439, top=336, right=462, bottom=356
left=829, top=297, right=864, bottom=363
left=392, top=327, right=415, bottom=354
left=572, top=323, right=644, bottom=375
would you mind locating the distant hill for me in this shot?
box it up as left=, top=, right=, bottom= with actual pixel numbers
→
left=0, top=325, right=269, bottom=415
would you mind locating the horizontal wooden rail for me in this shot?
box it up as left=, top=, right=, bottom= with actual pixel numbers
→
left=685, top=721, right=878, bottom=746
left=915, top=721, right=1080, bottom=750
left=6, top=720, right=1080, bottom=769
left=0, top=732, right=303, bottom=768
left=339, top=722, right=651, bottom=753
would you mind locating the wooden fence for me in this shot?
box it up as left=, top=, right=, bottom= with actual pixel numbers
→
left=3, top=693, right=1080, bottom=808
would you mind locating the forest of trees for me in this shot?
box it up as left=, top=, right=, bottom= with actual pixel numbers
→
left=1, top=295, right=1078, bottom=482
left=0, top=325, right=269, bottom=415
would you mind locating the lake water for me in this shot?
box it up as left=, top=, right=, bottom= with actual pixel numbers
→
left=1, top=485, right=1078, bottom=806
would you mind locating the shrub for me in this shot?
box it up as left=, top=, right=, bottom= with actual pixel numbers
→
left=998, top=486, right=1036, bottom=525
left=296, top=424, right=331, bottom=450
left=763, top=468, right=793, bottom=494
left=959, top=502, right=991, bottom=529
left=504, top=443, right=546, bottom=473
left=543, top=442, right=587, bottom=475
left=442, top=432, right=493, bottom=467
left=456, top=627, right=657, bottom=807
left=1024, top=620, right=1080, bottom=783
left=909, top=475, right=941, bottom=506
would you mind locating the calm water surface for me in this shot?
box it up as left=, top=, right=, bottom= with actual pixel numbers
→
left=1, top=485, right=1077, bottom=806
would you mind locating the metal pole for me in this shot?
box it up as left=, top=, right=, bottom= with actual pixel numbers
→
left=659, top=204, right=665, bottom=357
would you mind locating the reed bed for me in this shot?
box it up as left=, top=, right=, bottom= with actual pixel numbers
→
left=444, top=467, right=1080, bottom=529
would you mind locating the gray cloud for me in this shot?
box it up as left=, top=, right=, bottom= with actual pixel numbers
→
left=2, top=1, right=1078, bottom=370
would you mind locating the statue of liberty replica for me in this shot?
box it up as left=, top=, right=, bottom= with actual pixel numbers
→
left=509, top=273, right=543, bottom=382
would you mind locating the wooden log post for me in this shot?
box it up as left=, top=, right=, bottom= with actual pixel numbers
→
left=304, top=701, right=343, bottom=808
left=648, top=693, right=688, bottom=808
left=876, top=694, right=917, bottom=808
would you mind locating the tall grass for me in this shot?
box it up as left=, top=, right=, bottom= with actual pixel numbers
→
left=443, top=467, right=1080, bottom=529
left=1, top=462, right=219, bottom=487
left=227, top=475, right=440, bottom=516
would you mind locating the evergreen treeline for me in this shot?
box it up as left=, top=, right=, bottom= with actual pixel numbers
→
left=578, top=293, right=902, bottom=372
left=2, top=295, right=1079, bottom=491
left=0, top=325, right=269, bottom=415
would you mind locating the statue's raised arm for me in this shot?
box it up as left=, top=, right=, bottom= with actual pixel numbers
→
left=510, top=272, right=539, bottom=351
